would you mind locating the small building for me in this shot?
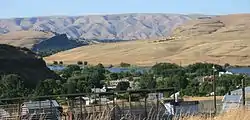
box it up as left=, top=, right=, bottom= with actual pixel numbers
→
left=228, top=86, right=250, bottom=95
left=162, top=98, right=199, bottom=116
left=221, top=95, right=242, bottom=113
left=73, top=96, right=110, bottom=106
left=109, top=79, right=130, bottom=87
left=147, top=93, right=164, bottom=101
left=21, top=100, right=62, bottom=120
left=219, top=71, right=233, bottom=77
left=91, top=87, right=106, bottom=93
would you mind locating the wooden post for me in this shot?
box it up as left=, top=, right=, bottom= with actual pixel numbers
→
left=242, top=77, right=246, bottom=106
left=79, top=97, right=83, bottom=120
left=212, top=65, right=217, bottom=114
left=144, top=94, right=147, bottom=119
left=113, top=93, right=116, bottom=120
left=18, top=100, right=21, bottom=120
left=99, top=95, right=102, bottom=112
left=129, top=93, right=132, bottom=114
left=156, top=93, right=159, bottom=120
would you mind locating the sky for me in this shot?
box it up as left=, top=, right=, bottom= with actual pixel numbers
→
left=0, top=0, right=250, bottom=18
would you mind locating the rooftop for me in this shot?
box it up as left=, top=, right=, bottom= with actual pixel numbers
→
left=22, top=100, right=60, bottom=109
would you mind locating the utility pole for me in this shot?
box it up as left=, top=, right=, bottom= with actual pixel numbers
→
left=212, top=65, right=217, bottom=114
left=242, top=75, right=246, bottom=106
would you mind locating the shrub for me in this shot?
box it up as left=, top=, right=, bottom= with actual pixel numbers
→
left=120, top=62, right=131, bottom=67
left=53, top=61, right=58, bottom=65
left=77, top=61, right=83, bottom=65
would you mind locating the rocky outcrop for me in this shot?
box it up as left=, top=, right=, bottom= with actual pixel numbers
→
left=0, top=44, right=60, bottom=88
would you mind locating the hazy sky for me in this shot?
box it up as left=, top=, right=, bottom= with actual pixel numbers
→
left=1, top=0, right=250, bottom=18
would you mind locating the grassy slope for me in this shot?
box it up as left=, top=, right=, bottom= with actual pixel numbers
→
left=45, top=14, right=250, bottom=66
left=0, top=30, right=53, bottom=48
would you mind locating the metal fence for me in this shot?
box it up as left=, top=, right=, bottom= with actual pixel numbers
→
left=0, top=88, right=174, bottom=120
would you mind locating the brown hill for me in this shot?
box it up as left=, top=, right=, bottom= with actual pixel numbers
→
left=0, top=30, right=53, bottom=48
left=0, top=44, right=60, bottom=88
left=45, top=14, right=250, bottom=66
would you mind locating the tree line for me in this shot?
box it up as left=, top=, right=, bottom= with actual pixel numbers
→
left=0, top=62, right=249, bottom=101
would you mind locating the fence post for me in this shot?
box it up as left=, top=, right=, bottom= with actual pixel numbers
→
left=49, top=99, right=55, bottom=119
left=242, top=77, right=246, bottom=107
left=113, top=93, right=116, bottom=120
left=79, top=96, right=83, bottom=120
left=18, top=99, right=21, bottom=120
left=122, top=100, right=125, bottom=117
left=99, top=95, right=102, bottom=113
left=144, top=93, right=147, bottom=119
left=156, top=93, right=159, bottom=120
left=129, top=93, right=132, bottom=115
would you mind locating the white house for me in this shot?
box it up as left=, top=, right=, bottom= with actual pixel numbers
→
left=219, top=71, right=233, bottom=77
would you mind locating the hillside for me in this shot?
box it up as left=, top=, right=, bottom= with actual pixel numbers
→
left=31, top=34, right=88, bottom=52
left=0, top=13, right=206, bottom=40
left=0, top=30, right=53, bottom=48
left=45, top=14, right=250, bottom=66
left=0, top=44, right=60, bottom=88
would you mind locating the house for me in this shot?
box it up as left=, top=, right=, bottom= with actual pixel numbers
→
left=21, top=100, right=62, bottom=120
left=91, top=87, right=106, bottom=93
left=219, top=71, right=233, bottom=77
left=107, top=78, right=135, bottom=91
left=72, top=96, right=110, bottom=106
left=109, top=79, right=130, bottom=87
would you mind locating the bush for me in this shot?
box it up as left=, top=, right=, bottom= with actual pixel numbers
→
left=84, top=61, right=88, bottom=66
left=110, top=73, right=118, bottom=80
left=116, top=81, right=130, bottom=91
left=120, top=62, right=131, bottom=67
left=77, top=61, right=83, bottom=65
left=53, top=61, right=58, bottom=65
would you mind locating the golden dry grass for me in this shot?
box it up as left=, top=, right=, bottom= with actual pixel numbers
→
left=183, top=96, right=224, bottom=101
left=45, top=14, right=250, bottom=66
left=0, top=30, right=53, bottom=48
left=182, top=109, right=250, bottom=120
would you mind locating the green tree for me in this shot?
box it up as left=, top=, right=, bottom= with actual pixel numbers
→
left=138, top=73, right=156, bottom=89
left=152, top=63, right=181, bottom=77
left=0, top=74, right=26, bottom=98
left=61, top=65, right=81, bottom=78
left=185, top=62, right=224, bottom=76
left=224, top=63, right=230, bottom=68
left=84, top=61, right=88, bottom=66
left=53, top=61, right=58, bottom=65
left=77, top=61, right=83, bottom=65
left=110, top=73, right=118, bottom=80
left=181, top=80, right=200, bottom=96
left=59, top=61, right=63, bottom=65
left=35, top=79, right=59, bottom=96
left=116, top=81, right=130, bottom=91
left=199, top=82, right=213, bottom=96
